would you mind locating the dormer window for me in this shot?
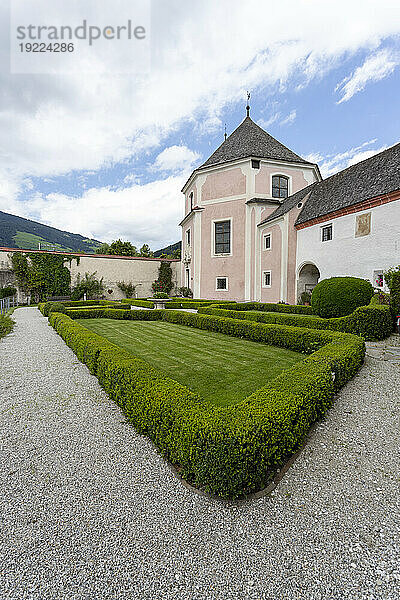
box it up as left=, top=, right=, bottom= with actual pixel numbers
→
left=272, top=175, right=289, bottom=199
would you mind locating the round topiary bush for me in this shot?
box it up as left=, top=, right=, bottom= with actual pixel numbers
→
left=311, top=277, right=374, bottom=318
left=47, top=301, right=68, bottom=315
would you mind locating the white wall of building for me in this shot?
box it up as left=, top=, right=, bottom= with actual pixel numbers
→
left=296, top=201, right=400, bottom=291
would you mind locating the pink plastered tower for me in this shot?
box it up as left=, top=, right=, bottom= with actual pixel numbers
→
left=180, top=108, right=321, bottom=303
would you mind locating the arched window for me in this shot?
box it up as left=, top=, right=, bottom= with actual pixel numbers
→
left=272, top=175, right=289, bottom=199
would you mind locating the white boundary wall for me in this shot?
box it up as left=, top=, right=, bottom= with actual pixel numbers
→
left=0, top=249, right=181, bottom=300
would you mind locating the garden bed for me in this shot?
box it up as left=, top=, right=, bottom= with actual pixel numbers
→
left=46, top=307, right=365, bottom=498
left=76, top=318, right=304, bottom=407
left=198, top=303, right=392, bottom=341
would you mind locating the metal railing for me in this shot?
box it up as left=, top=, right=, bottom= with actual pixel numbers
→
left=0, top=295, right=18, bottom=315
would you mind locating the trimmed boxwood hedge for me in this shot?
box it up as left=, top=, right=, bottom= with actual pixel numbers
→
left=0, top=314, right=14, bottom=340
left=47, top=308, right=365, bottom=498
left=208, top=302, right=315, bottom=315
left=198, top=304, right=392, bottom=341
left=121, top=298, right=236, bottom=310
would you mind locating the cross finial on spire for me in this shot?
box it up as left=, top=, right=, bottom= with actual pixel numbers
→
left=224, top=123, right=227, bottom=141
left=246, top=91, right=251, bottom=117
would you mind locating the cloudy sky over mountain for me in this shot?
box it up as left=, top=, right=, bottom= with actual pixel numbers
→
left=1, top=0, right=400, bottom=249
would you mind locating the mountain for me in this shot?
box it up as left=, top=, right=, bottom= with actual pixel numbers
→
left=0, top=210, right=102, bottom=253
left=153, top=241, right=181, bottom=257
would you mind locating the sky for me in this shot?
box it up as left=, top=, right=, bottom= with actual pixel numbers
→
left=1, top=0, right=400, bottom=250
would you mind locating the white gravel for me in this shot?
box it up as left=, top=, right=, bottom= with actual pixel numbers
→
left=0, top=307, right=399, bottom=600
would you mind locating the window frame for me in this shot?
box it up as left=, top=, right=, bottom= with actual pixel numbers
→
left=262, top=270, right=272, bottom=288
left=212, top=218, right=232, bottom=257
left=263, top=233, right=271, bottom=251
left=215, top=276, right=228, bottom=291
left=186, top=228, right=191, bottom=246
left=271, top=174, right=290, bottom=199
left=321, top=223, right=333, bottom=242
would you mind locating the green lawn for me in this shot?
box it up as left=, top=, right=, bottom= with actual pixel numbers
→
left=77, top=319, right=304, bottom=407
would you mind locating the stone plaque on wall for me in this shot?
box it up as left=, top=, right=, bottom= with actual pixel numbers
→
left=355, top=212, right=371, bottom=237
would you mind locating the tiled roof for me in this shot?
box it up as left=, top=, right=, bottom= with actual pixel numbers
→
left=198, top=117, right=312, bottom=170
left=259, top=142, right=400, bottom=226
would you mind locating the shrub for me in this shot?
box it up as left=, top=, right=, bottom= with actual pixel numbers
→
left=299, top=291, right=311, bottom=305
left=121, top=298, right=154, bottom=308
left=384, top=266, right=400, bottom=323
left=0, top=315, right=14, bottom=340
left=370, top=291, right=390, bottom=306
left=117, top=281, right=136, bottom=298
left=48, top=310, right=364, bottom=498
left=198, top=304, right=392, bottom=341
left=152, top=262, right=173, bottom=295
left=178, top=286, right=193, bottom=298
left=71, top=272, right=104, bottom=300
left=209, top=302, right=314, bottom=315
left=49, top=301, right=68, bottom=315
left=311, top=277, right=374, bottom=318
left=0, top=286, right=17, bottom=299
left=153, top=292, right=169, bottom=299
left=41, top=301, right=68, bottom=316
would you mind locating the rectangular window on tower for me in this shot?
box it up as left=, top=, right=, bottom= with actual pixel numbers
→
left=262, top=271, right=271, bottom=288
left=216, top=277, right=228, bottom=291
left=263, top=233, right=271, bottom=250
left=186, top=228, right=191, bottom=246
left=214, top=220, right=231, bottom=255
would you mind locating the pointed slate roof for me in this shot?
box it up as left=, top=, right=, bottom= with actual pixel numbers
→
left=259, top=142, right=400, bottom=227
left=198, top=116, right=312, bottom=170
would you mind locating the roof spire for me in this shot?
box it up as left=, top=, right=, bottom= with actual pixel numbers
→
left=246, top=91, right=251, bottom=117
left=224, top=123, right=227, bottom=141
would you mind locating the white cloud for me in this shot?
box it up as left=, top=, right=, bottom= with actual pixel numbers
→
left=305, top=139, right=387, bottom=177
left=280, top=109, right=297, bottom=125
left=257, top=113, right=280, bottom=128
left=7, top=175, right=186, bottom=249
left=153, top=145, right=201, bottom=173
left=0, top=0, right=400, bottom=242
left=336, top=48, right=400, bottom=103
left=258, top=109, right=296, bottom=129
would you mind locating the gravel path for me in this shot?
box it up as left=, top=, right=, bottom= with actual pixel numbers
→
left=1, top=307, right=399, bottom=600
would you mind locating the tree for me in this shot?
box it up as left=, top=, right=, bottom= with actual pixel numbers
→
left=108, top=240, right=138, bottom=256
left=71, top=272, right=104, bottom=300
left=152, top=261, right=173, bottom=295
left=95, top=243, right=111, bottom=255
left=139, top=244, right=153, bottom=257
left=10, top=252, right=71, bottom=302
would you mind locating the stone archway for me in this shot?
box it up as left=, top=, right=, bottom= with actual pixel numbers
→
left=297, top=263, right=320, bottom=301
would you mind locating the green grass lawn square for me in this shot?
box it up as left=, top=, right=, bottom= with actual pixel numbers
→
left=77, top=318, right=304, bottom=407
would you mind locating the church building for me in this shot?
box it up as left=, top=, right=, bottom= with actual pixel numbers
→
left=180, top=103, right=400, bottom=302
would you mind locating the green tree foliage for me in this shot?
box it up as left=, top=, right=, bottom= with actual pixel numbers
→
left=72, top=272, right=105, bottom=300
left=95, top=243, right=111, bottom=255
left=152, top=261, right=173, bottom=295
left=139, top=244, right=153, bottom=257
left=108, top=240, right=138, bottom=256
left=0, top=286, right=17, bottom=299
left=10, top=252, right=71, bottom=301
left=311, top=277, right=374, bottom=318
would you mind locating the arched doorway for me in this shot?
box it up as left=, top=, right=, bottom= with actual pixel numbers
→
left=297, top=263, right=320, bottom=301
